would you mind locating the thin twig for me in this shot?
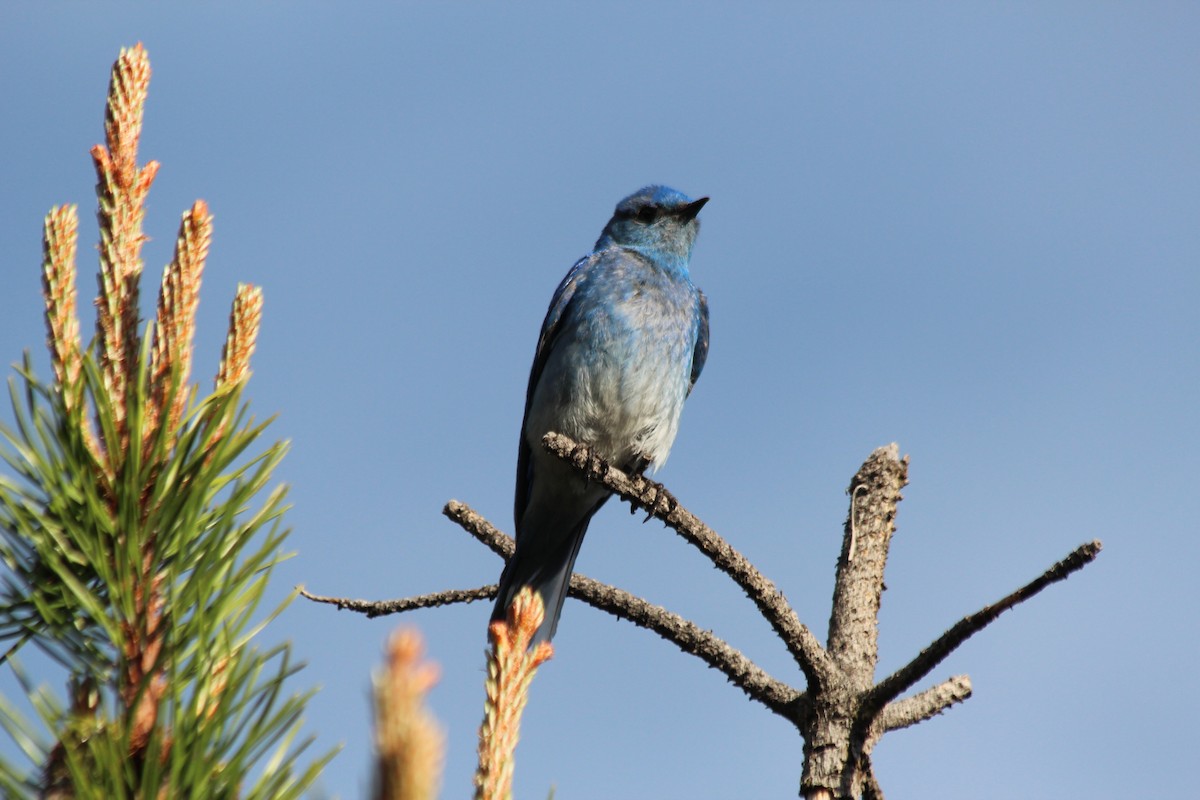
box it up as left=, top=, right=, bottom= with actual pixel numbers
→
left=862, top=540, right=1102, bottom=719
left=299, top=586, right=496, bottom=618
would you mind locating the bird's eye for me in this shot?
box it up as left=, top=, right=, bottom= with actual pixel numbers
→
left=636, top=206, right=658, bottom=224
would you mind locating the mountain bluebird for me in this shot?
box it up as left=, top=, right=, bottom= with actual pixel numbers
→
left=491, top=185, right=710, bottom=644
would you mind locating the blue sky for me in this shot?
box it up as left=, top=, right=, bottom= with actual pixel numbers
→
left=2, top=4, right=1197, bottom=797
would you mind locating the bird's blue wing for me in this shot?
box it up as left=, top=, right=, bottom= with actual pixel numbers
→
left=688, top=289, right=709, bottom=396
left=514, top=255, right=592, bottom=528
left=527, top=255, right=591, bottom=402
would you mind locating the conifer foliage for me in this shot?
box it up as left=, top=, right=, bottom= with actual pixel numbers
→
left=0, top=44, right=332, bottom=799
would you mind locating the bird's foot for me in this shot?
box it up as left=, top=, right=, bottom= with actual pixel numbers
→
left=570, top=440, right=610, bottom=485
left=636, top=477, right=678, bottom=522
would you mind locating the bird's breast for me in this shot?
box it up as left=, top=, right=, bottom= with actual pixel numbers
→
left=526, top=272, right=697, bottom=469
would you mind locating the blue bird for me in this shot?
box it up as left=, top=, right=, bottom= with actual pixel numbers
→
left=491, top=185, right=710, bottom=644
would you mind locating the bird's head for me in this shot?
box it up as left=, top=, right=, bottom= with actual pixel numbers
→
left=595, top=185, right=708, bottom=264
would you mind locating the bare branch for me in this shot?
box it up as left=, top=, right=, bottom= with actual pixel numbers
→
left=300, top=585, right=496, bottom=618
left=827, top=444, right=906, bottom=688
left=306, top=501, right=805, bottom=717
left=452, top=497, right=806, bottom=716
left=875, top=675, right=972, bottom=735
left=566, top=571, right=805, bottom=718
left=541, top=432, right=835, bottom=690
left=863, top=540, right=1102, bottom=718
left=443, top=500, right=511, bottom=559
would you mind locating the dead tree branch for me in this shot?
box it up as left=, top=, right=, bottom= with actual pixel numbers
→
left=300, top=585, right=496, bottom=617
left=306, top=502, right=802, bottom=716
left=875, top=674, right=973, bottom=735
left=860, top=539, right=1102, bottom=722
left=303, top=436, right=1101, bottom=798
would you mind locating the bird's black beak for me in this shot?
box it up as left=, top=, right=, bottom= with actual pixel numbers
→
left=680, top=196, right=709, bottom=221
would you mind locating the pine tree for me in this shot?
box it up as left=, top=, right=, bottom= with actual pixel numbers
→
left=0, top=44, right=333, bottom=799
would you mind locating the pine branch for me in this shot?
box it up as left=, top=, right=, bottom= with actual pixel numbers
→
left=2, top=42, right=332, bottom=797
left=41, top=206, right=83, bottom=394
left=41, top=205, right=101, bottom=465
left=90, top=43, right=158, bottom=459
left=147, top=201, right=211, bottom=451
left=474, top=590, right=552, bottom=800
left=215, top=284, right=263, bottom=390
left=373, top=629, right=444, bottom=800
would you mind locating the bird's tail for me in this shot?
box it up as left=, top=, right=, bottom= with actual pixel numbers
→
left=491, top=517, right=591, bottom=645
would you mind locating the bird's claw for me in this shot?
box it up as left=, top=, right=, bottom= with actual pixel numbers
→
left=638, top=478, right=678, bottom=522
left=570, top=441, right=610, bottom=486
